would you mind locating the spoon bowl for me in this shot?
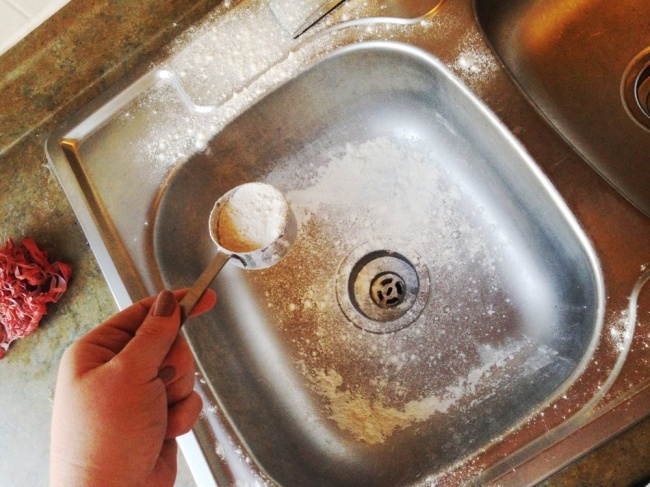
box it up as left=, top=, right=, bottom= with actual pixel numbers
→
left=209, top=182, right=298, bottom=269
left=179, top=182, right=296, bottom=322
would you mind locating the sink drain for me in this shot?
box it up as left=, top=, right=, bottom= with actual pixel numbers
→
left=622, top=47, right=650, bottom=131
left=336, top=244, right=430, bottom=333
left=370, top=272, right=406, bottom=308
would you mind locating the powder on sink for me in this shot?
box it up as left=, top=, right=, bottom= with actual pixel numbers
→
left=215, top=182, right=288, bottom=253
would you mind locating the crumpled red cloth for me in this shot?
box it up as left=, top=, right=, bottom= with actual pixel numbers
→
left=0, top=238, right=71, bottom=358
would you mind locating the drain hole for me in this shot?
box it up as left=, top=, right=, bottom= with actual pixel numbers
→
left=371, top=272, right=406, bottom=308
left=336, top=244, right=431, bottom=334
left=622, top=48, right=650, bottom=131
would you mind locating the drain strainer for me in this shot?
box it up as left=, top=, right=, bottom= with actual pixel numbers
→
left=370, top=272, right=407, bottom=308
left=622, top=47, right=650, bottom=131
left=336, top=243, right=430, bottom=333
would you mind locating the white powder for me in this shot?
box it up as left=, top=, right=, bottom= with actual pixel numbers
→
left=451, top=31, right=498, bottom=89
left=121, top=0, right=339, bottom=177
left=310, top=339, right=532, bottom=444
left=241, top=135, right=536, bottom=444
left=608, top=309, right=631, bottom=353
left=215, top=183, right=288, bottom=253
left=455, top=50, right=493, bottom=74
left=283, top=136, right=489, bottom=266
left=124, top=0, right=460, bottom=177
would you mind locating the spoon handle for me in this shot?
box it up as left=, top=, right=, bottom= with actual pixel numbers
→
left=179, top=251, right=231, bottom=324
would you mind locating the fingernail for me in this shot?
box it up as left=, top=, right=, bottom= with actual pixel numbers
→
left=153, top=290, right=177, bottom=317
left=158, top=365, right=176, bottom=383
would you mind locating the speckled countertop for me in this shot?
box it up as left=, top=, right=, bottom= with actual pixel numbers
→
left=0, top=1, right=648, bottom=485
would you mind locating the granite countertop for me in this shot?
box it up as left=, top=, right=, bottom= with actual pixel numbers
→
left=0, top=0, right=648, bottom=485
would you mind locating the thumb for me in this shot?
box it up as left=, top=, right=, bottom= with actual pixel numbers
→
left=119, top=290, right=180, bottom=378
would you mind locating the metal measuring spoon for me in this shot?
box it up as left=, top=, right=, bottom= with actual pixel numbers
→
left=178, top=182, right=297, bottom=323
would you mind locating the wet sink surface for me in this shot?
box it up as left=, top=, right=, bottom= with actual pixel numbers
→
left=475, top=0, right=650, bottom=216
left=155, top=43, right=601, bottom=485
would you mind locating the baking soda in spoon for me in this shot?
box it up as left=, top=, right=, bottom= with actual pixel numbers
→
left=180, top=182, right=297, bottom=322
left=215, top=182, right=289, bottom=253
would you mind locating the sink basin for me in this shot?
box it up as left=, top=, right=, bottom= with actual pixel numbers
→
left=475, top=0, right=650, bottom=217
left=154, top=42, right=601, bottom=485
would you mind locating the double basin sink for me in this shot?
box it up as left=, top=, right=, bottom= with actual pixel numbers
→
left=46, top=0, right=650, bottom=485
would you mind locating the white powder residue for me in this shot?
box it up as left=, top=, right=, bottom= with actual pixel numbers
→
left=288, top=136, right=438, bottom=215
left=122, top=0, right=340, bottom=175
left=609, top=309, right=631, bottom=353
left=455, top=50, right=493, bottom=75
left=215, top=443, right=226, bottom=459
left=166, top=1, right=295, bottom=108
left=241, top=135, right=547, bottom=445
left=287, top=137, right=445, bottom=245
left=282, top=136, right=493, bottom=269
left=119, top=0, right=470, bottom=178
left=111, top=0, right=474, bottom=189
left=311, top=339, right=531, bottom=445
left=451, top=31, right=498, bottom=84
left=215, top=183, right=288, bottom=253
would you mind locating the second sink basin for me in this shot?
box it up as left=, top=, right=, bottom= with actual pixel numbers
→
left=475, top=0, right=650, bottom=217
left=154, top=42, right=602, bottom=485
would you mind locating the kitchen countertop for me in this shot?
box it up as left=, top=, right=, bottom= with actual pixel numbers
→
left=0, top=0, right=648, bottom=485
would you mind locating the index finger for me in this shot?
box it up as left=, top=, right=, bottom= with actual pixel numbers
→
left=77, top=289, right=216, bottom=358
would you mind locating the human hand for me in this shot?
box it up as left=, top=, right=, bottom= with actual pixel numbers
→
left=50, top=289, right=216, bottom=487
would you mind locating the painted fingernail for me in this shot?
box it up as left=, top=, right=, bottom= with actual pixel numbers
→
left=158, top=365, right=176, bottom=383
left=153, top=290, right=176, bottom=317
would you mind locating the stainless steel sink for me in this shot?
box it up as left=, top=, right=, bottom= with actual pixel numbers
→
left=155, top=42, right=601, bottom=485
left=475, top=0, right=650, bottom=217
left=45, top=0, right=650, bottom=485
